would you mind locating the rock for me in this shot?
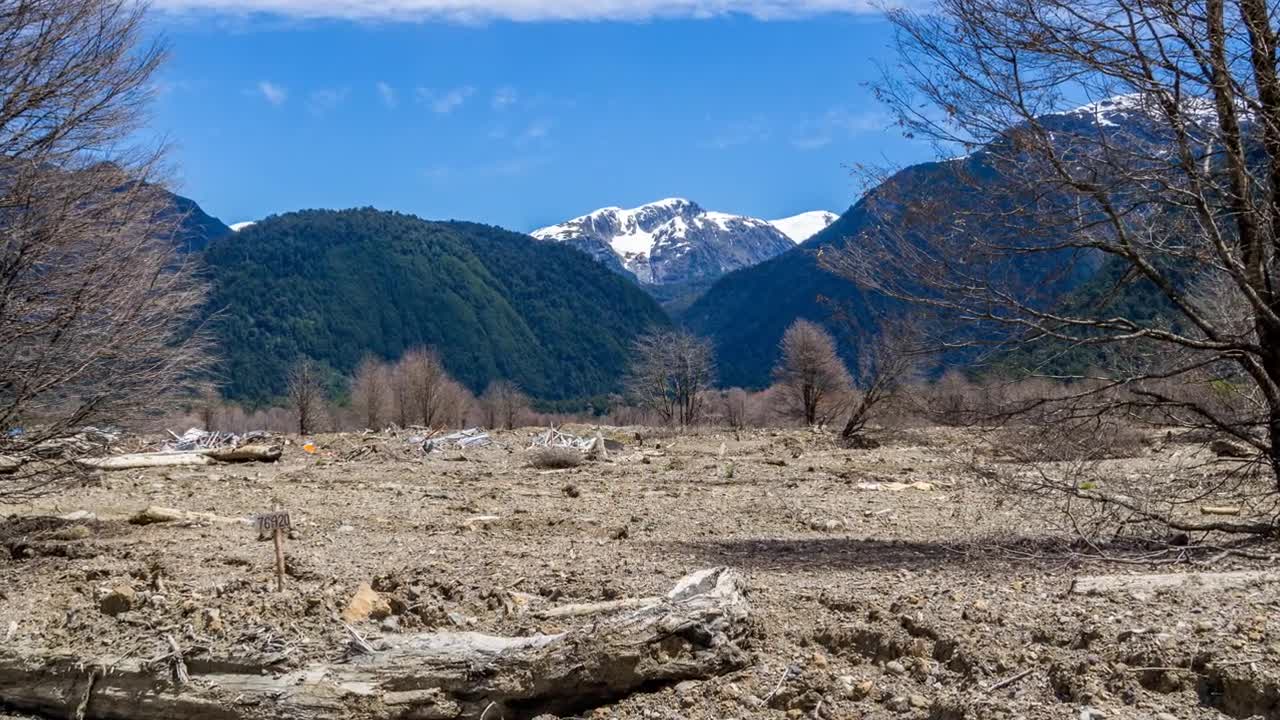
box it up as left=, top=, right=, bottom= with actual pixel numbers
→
left=337, top=525, right=355, bottom=533
left=1079, top=708, right=1106, bottom=720
left=839, top=676, right=874, bottom=700
left=99, top=585, right=136, bottom=616
left=341, top=582, right=392, bottom=623
left=381, top=616, right=401, bottom=633
left=610, top=525, right=629, bottom=540
left=561, top=483, right=581, bottom=498
left=909, top=694, right=928, bottom=709
left=1154, top=714, right=1177, bottom=720
left=58, top=510, right=96, bottom=521
left=885, top=660, right=907, bottom=676
left=886, top=695, right=909, bottom=712
left=812, top=651, right=828, bottom=668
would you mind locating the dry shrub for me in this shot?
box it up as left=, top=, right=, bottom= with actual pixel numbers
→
left=984, top=420, right=1150, bottom=463
left=529, top=448, right=583, bottom=469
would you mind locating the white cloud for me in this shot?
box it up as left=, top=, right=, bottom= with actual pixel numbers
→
left=376, top=81, right=398, bottom=108
left=790, top=108, right=888, bottom=149
left=257, top=80, right=287, bottom=105
left=704, top=118, right=770, bottom=150
left=492, top=86, right=518, bottom=110
left=417, top=86, right=476, bottom=114
left=151, top=0, right=898, bottom=22
left=308, top=87, right=348, bottom=114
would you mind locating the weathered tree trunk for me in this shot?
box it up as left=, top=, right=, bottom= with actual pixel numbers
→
left=78, top=453, right=214, bottom=470
left=0, top=568, right=749, bottom=720
left=201, top=444, right=282, bottom=463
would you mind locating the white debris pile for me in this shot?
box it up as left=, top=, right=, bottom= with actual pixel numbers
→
left=529, top=428, right=615, bottom=460
left=422, top=428, right=493, bottom=453
left=529, top=428, right=595, bottom=450
left=163, top=428, right=269, bottom=452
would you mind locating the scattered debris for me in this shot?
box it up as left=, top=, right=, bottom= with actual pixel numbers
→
left=529, top=427, right=594, bottom=450
left=423, top=428, right=493, bottom=452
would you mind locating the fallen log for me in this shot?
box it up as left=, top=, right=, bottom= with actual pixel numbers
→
left=78, top=453, right=213, bottom=470
left=1070, top=569, right=1280, bottom=595
left=0, top=567, right=748, bottom=720
left=532, top=596, right=659, bottom=619
left=129, top=506, right=249, bottom=526
left=201, top=443, right=283, bottom=463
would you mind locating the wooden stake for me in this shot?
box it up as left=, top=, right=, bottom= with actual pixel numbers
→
left=272, top=503, right=285, bottom=592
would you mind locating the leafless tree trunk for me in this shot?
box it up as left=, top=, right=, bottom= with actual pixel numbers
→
left=481, top=380, right=529, bottom=430
left=0, top=0, right=211, bottom=500
left=772, top=319, right=853, bottom=426
left=350, top=355, right=391, bottom=430
left=286, top=358, right=325, bottom=435
left=626, top=329, right=716, bottom=427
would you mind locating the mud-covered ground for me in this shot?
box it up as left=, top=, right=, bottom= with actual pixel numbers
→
left=1, top=426, right=1278, bottom=719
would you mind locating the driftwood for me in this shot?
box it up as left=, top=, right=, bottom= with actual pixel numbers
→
left=129, top=506, right=248, bottom=526
left=1070, top=570, right=1280, bottom=595
left=201, top=443, right=282, bottom=463
left=80, top=444, right=282, bottom=471
left=79, top=453, right=214, bottom=470
left=0, top=568, right=748, bottom=720
left=531, top=596, right=659, bottom=619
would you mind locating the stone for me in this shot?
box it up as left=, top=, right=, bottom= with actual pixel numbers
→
left=885, top=660, right=907, bottom=676
left=909, top=694, right=929, bottom=709
left=812, top=651, right=829, bottom=668
left=341, top=582, right=392, bottom=623
left=99, top=585, right=136, bottom=616
left=381, top=616, right=401, bottom=633
left=58, top=510, right=97, bottom=521
left=1154, top=714, right=1177, bottom=720
left=561, top=483, right=581, bottom=498
left=886, top=695, right=909, bottom=712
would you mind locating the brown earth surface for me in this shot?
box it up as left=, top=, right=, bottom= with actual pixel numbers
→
left=1, top=426, right=1278, bottom=719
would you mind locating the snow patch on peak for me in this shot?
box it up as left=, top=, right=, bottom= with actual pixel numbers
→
left=230, top=221, right=257, bottom=232
left=769, top=211, right=838, bottom=243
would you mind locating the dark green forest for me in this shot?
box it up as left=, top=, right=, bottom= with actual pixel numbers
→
left=202, top=209, right=669, bottom=405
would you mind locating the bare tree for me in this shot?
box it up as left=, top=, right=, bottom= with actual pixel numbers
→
left=839, top=320, right=924, bottom=442
left=481, top=380, right=529, bottom=430
left=350, top=355, right=391, bottom=430
left=0, top=0, right=211, bottom=499
left=626, top=329, right=716, bottom=427
left=394, top=347, right=450, bottom=428
left=824, top=0, right=1280, bottom=492
left=722, top=388, right=749, bottom=430
left=286, top=357, right=326, bottom=435
left=194, top=387, right=222, bottom=431
left=772, top=320, right=853, bottom=426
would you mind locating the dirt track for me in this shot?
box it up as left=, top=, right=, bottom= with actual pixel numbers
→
left=1, top=426, right=1277, bottom=719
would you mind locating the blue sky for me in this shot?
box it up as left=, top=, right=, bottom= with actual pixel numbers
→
left=146, top=2, right=936, bottom=231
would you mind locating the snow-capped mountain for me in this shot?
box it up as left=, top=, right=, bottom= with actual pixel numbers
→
left=769, top=211, right=838, bottom=244
left=532, top=199, right=832, bottom=286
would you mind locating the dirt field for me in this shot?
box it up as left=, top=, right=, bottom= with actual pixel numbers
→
left=1, top=426, right=1277, bottom=719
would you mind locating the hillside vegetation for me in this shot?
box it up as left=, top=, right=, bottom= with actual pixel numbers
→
left=203, top=209, right=670, bottom=404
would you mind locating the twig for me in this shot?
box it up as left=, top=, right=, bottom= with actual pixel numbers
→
left=341, top=622, right=377, bottom=656
left=165, top=634, right=189, bottom=687
left=70, top=665, right=102, bottom=720
left=984, top=668, right=1033, bottom=692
